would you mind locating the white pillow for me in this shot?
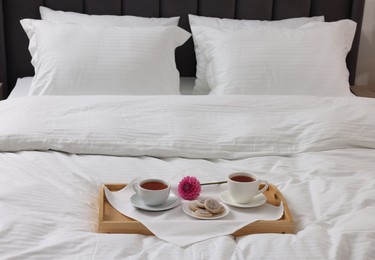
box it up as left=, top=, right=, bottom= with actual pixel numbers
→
left=188, top=14, right=325, bottom=94
left=20, top=19, right=191, bottom=95
left=40, top=6, right=179, bottom=26
left=194, top=20, right=356, bottom=96
left=31, top=7, right=179, bottom=68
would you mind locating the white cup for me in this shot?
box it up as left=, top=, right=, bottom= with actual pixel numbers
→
left=228, top=172, right=269, bottom=204
left=133, top=179, right=170, bottom=206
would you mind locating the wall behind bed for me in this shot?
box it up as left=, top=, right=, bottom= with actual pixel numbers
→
left=356, top=0, right=375, bottom=86
left=0, top=0, right=366, bottom=98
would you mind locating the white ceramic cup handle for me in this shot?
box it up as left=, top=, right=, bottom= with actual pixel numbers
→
left=133, top=182, right=139, bottom=194
left=256, top=180, right=269, bottom=195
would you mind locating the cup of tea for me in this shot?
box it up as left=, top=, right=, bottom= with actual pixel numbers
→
left=133, top=179, right=171, bottom=206
left=227, top=172, right=269, bottom=204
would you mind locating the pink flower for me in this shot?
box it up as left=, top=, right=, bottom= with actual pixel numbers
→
left=178, top=176, right=201, bottom=200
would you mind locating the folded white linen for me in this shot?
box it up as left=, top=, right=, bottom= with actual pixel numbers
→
left=104, top=177, right=284, bottom=247
left=1, top=95, right=375, bottom=158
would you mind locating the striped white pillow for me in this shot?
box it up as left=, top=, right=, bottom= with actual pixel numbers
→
left=188, top=14, right=325, bottom=95
left=194, top=20, right=356, bottom=96
left=20, top=20, right=190, bottom=95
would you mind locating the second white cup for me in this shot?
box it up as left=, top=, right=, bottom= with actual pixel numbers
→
left=228, top=172, right=269, bottom=204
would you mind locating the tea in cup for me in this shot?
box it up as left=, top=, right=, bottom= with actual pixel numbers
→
left=133, top=179, right=170, bottom=206
left=227, top=172, right=269, bottom=204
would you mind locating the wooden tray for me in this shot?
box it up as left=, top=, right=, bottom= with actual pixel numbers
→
left=98, top=184, right=294, bottom=236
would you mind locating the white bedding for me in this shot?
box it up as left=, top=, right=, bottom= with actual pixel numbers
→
left=0, top=95, right=374, bottom=259
left=8, top=77, right=195, bottom=98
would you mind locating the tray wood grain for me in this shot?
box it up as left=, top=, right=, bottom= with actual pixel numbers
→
left=98, top=183, right=294, bottom=236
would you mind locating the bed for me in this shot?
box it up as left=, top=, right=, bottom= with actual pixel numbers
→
left=1, top=0, right=374, bottom=259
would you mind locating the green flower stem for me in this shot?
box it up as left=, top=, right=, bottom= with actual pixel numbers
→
left=200, top=181, right=227, bottom=186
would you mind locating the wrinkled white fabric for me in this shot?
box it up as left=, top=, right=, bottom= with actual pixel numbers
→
left=0, top=95, right=374, bottom=259
left=1, top=95, right=375, bottom=157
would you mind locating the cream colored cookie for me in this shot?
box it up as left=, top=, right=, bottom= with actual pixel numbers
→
left=194, top=209, right=213, bottom=218
left=196, top=197, right=207, bottom=208
left=216, top=205, right=225, bottom=214
left=204, top=198, right=223, bottom=214
left=189, top=201, right=200, bottom=212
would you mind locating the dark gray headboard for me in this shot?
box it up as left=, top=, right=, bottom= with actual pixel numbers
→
left=0, top=0, right=366, bottom=98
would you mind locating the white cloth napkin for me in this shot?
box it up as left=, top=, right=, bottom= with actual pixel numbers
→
left=104, top=177, right=284, bottom=247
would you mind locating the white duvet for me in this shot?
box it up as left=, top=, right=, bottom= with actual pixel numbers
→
left=0, top=95, right=374, bottom=259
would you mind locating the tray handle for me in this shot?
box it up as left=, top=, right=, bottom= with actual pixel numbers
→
left=263, top=184, right=281, bottom=206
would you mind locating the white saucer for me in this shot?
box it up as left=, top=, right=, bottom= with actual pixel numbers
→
left=182, top=201, right=229, bottom=220
left=220, top=190, right=267, bottom=208
left=130, top=193, right=180, bottom=212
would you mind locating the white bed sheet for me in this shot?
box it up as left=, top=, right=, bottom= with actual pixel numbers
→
left=0, top=95, right=374, bottom=259
left=8, top=77, right=195, bottom=98
left=7, top=77, right=33, bottom=98
left=0, top=149, right=374, bottom=259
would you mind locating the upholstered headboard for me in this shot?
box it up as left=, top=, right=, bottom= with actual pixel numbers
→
left=0, top=0, right=366, bottom=98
